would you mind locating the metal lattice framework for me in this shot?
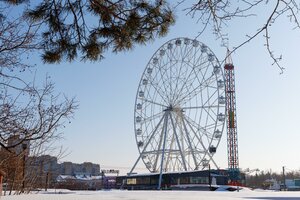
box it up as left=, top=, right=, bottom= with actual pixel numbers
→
left=224, top=53, right=239, bottom=178
left=130, top=38, right=226, bottom=177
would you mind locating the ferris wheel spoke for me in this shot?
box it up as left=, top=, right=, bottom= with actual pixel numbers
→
left=179, top=58, right=214, bottom=101
left=180, top=89, right=219, bottom=111
left=147, top=62, right=173, bottom=105
left=172, top=110, right=196, bottom=170
left=171, top=59, right=191, bottom=104
left=182, top=105, right=219, bottom=110
left=177, top=75, right=216, bottom=106
left=186, top=57, right=210, bottom=71
left=183, top=114, right=214, bottom=140
left=130, top=112, right=167, bottom=174
left=166, top=51, right=179, bottom=105
left=164, top=129, right=175, bottom=171
left=157, top=110, right=170, bottom=183
left=169, top=112, right=188, bottom=171
left=171, top=63, right=199, bottom=103
left=165, top=45, right=177, bottom=63
left=140, top=98, right=168, bottom=108
left=182, top=43, right=195, bottom=61
left=147, top=81, right=170, bottom=106
left=144, top=149, right=182, bottom=155
left=139, top=113, right=165, bottom=151
left=170, top=45, right=193, bottom=103
left=174, top=62, right=214, bottom=105
left=153, top=122, right=166, bottom=172
left=157, top=62, right=172, bottom=103
left=160, top=55, right=178, bottom=103
left=179, top=112, right=199, bottom=170
left=182, top=115, right=219, bottom=169
left=183, top=117, right=207, bottom=162
left=173, top=60, right=210, bottom=104
left=201, top=106, right=218, bottom=124
left=140, top=111, right=164, bottom=124
left=195, top=112, right=216, bottom=134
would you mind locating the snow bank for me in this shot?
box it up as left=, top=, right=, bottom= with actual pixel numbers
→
left=2, top=190, right=300, bottom=200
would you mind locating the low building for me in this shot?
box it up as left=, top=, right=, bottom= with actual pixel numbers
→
left=56, top=175, right=103, bottom=190
left=284, top=179, right=300, bottom=191
left=262, top=178, right=300, bottom=191
left=116, top=170, right=230, bottom=190
left=263, top=178, right=281, bottom=190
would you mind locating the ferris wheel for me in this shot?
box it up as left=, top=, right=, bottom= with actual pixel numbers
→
left=131, top=37, right=226, bottom=174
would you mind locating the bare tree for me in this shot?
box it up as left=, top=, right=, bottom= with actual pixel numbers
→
left=183, top=0, right=300, bottom=73
left=0, top=5, right=39, bottom=70
left=0, top=75, right=77, bottom=152
left=0, top=3, right=77, bottom=194
left=0, top=5, right=77, bottom=151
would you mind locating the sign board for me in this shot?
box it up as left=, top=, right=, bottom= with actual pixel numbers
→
left=101, top=169, right=119, bottom=174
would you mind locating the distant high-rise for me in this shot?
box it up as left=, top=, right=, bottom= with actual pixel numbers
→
left=60, top=161, right=100, bottom=176
left=7, top=135, right=30, bottom=156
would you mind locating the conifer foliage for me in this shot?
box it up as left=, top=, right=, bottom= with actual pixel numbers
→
left=22, top=0, right=174, bottom=63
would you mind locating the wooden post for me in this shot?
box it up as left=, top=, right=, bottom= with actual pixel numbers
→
left=45, top=172, right=49, bottom=191
left=22, top=143, right=27, bottom=193
left=0, top=169, right=6, bottom=197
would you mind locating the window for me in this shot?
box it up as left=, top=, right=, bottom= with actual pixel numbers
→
left=180, top=177, right=189, bottom=184
left=136, top=177, right=150, bottom=185
left=190, top=177, right=209, bottom=184
left=127, top=178, right=136, bottom=185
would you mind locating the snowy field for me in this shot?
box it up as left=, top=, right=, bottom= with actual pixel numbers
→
left=2, top=189, right=300, bottom=200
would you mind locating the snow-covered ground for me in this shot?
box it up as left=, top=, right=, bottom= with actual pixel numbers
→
left=2, top=189, right=300, bottom=200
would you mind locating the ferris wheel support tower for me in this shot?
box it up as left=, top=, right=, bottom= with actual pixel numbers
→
left=224, top=50, right=240, bottom=183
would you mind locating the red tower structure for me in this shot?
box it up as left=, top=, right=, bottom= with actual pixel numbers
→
left=224, top=50, right=240, bottom=183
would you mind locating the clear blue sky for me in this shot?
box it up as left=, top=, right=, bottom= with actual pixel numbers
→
left=25, top=2, right=300, bottom=175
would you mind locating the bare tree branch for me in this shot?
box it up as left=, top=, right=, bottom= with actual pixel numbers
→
left=183, top=0, right=300, bottom=73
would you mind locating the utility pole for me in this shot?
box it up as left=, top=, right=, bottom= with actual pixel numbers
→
left=282, top=166, right=286, bottom=191
left=101, top=171, right=105, bottom=190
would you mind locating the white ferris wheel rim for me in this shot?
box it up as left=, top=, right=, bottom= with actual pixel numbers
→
left=134, top=37, right=226, bottom=172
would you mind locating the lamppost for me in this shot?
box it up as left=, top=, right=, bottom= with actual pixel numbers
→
left=22, top=143, right=27, bottom=193
left=208, top=164, right=212, bottom=191
left=282, top=166, right=286, bottom=191
left=101, top=171, right=105, bottom=190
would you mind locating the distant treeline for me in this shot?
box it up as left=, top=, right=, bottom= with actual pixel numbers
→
left=245, top=169, right=300, bottom=189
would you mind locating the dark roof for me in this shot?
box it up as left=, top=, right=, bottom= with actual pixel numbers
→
left=126, top=169, right=228, bottom=178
